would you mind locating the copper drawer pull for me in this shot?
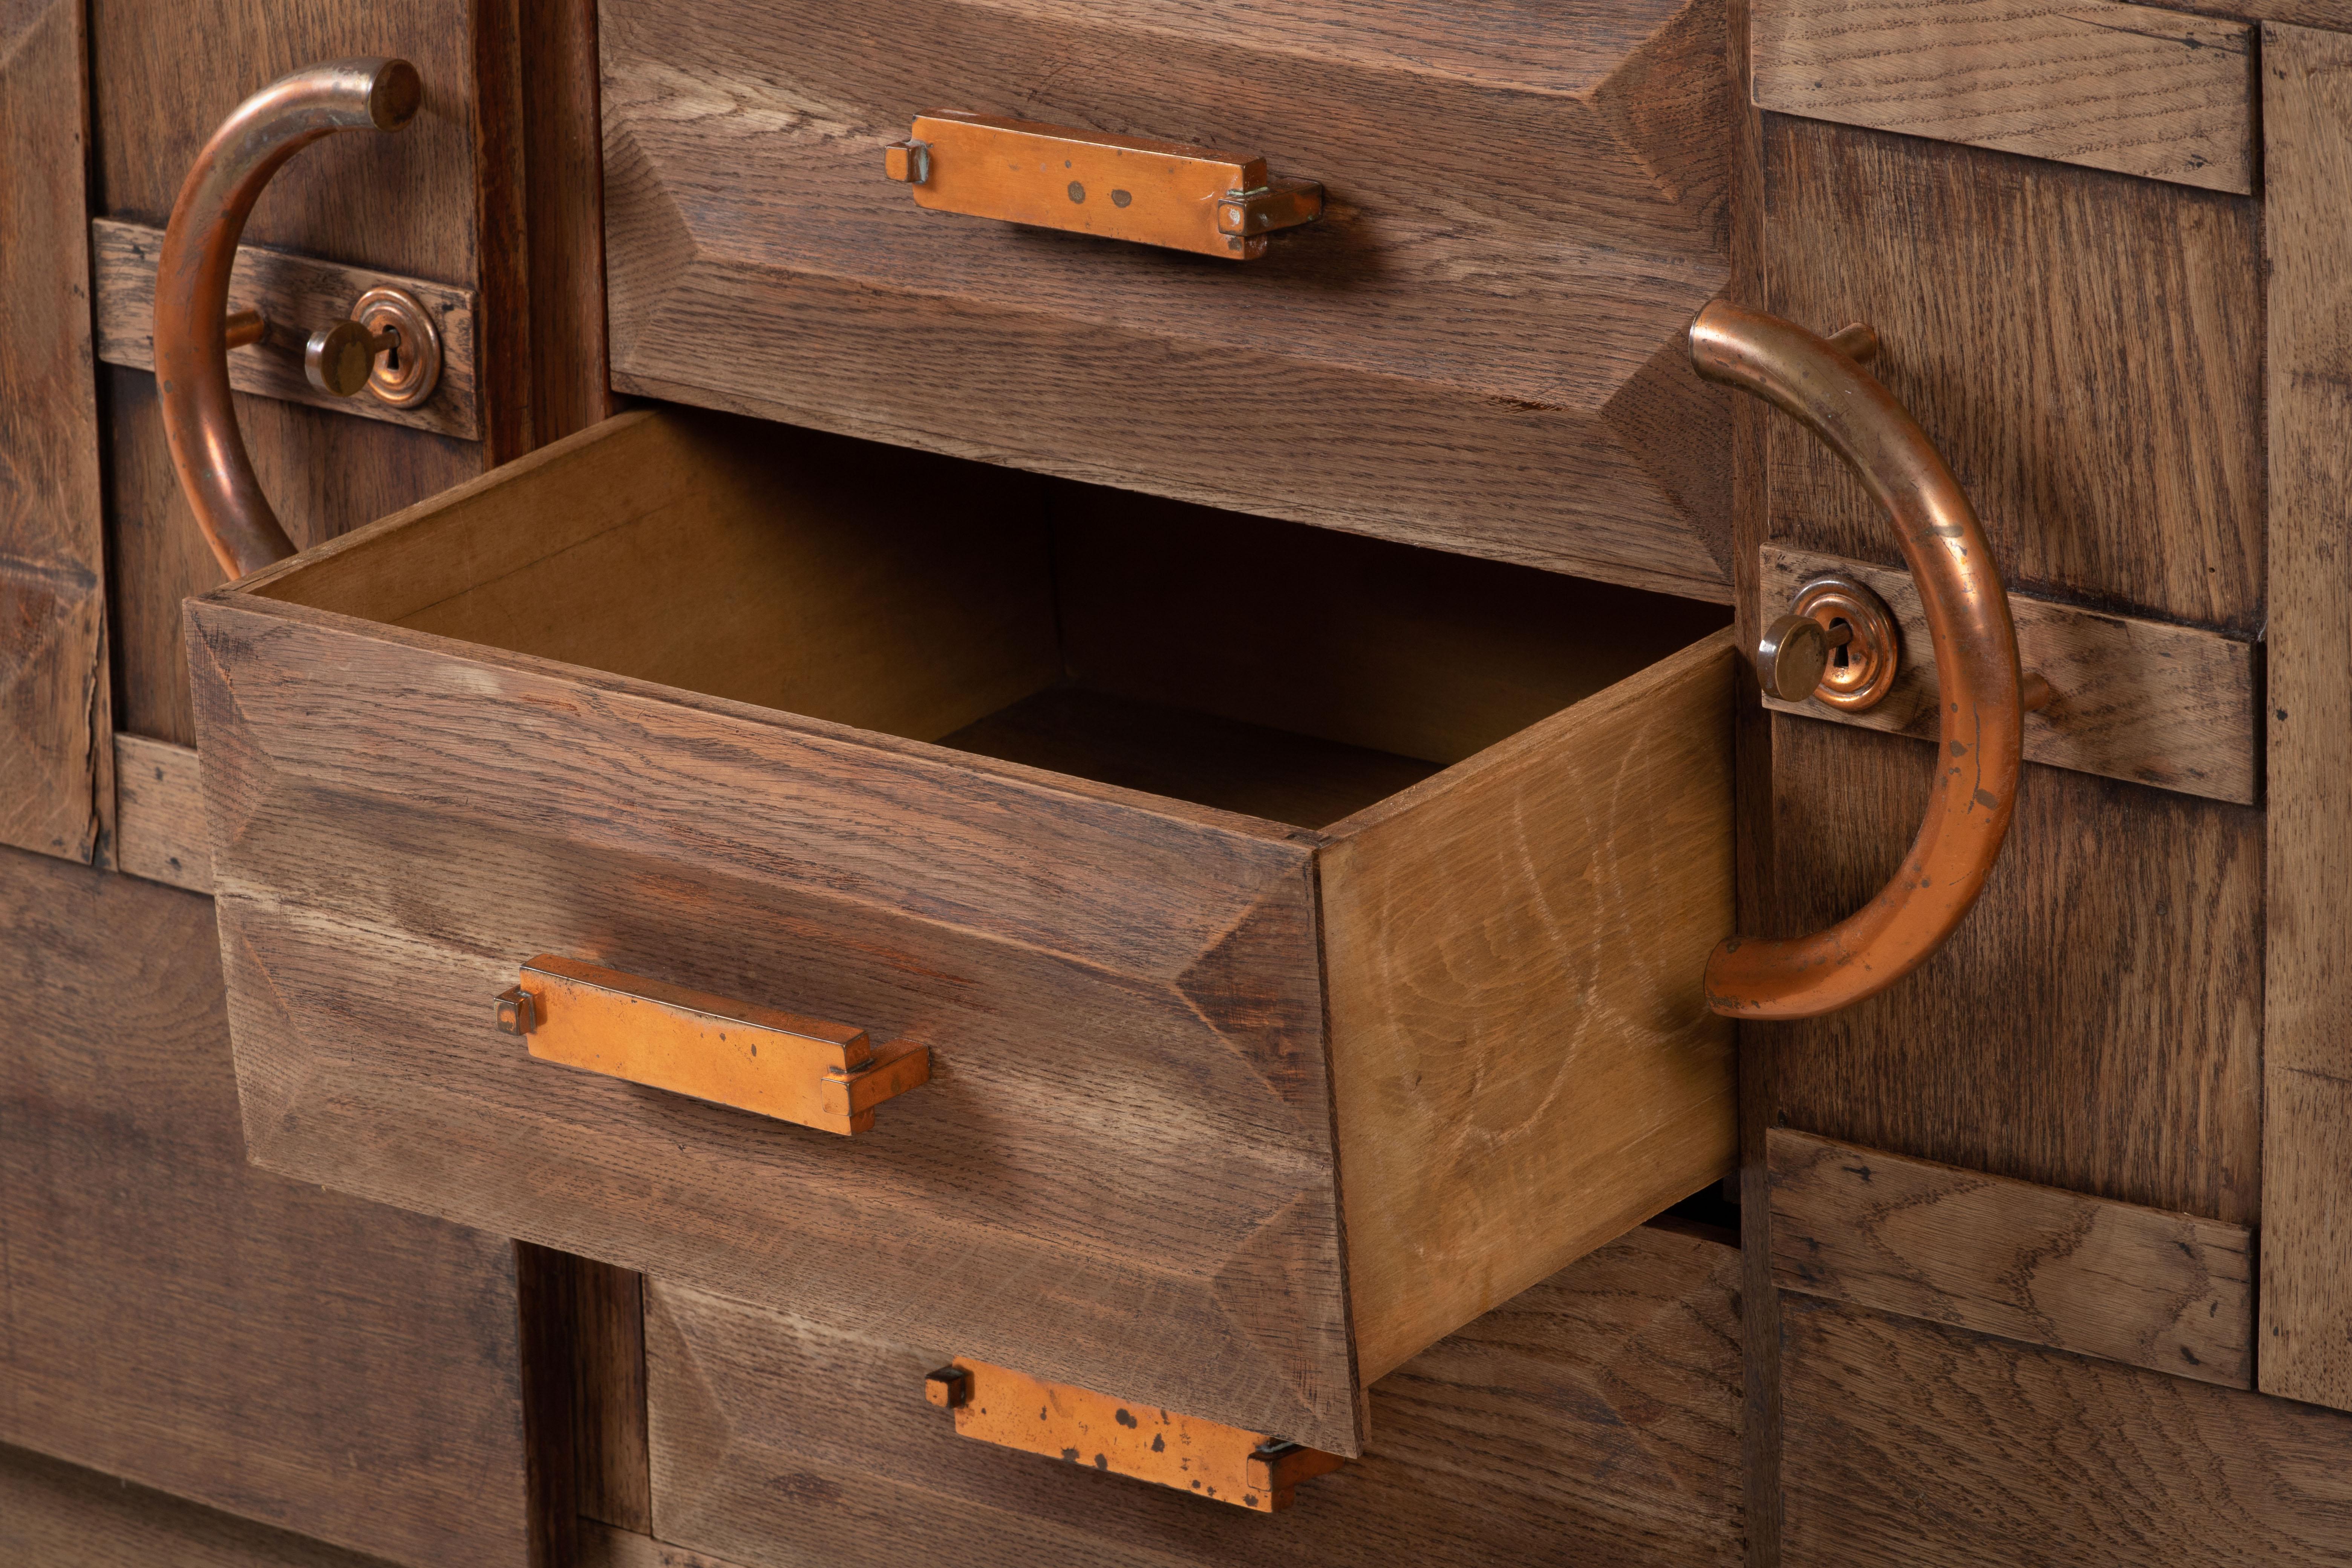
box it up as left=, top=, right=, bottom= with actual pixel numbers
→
left=495, top=956, right=930, bottom=1134
left=1690, top=300, right=2025, bottom=1020
left=882, top=111, right=1323, bottom=259
left=156, top=59, right=433, bottom=578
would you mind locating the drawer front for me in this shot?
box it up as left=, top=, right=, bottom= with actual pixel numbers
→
left=631, top=1225, right=1744, bottom=1566
left=191, top=597, right=1360, bottom=1453
left=599, top=0, right=1735, bottom=599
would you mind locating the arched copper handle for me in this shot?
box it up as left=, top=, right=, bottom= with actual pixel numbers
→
left=156, top=59, right=422, bottom=579
left=1692, top=300, right=2024, bottom=1020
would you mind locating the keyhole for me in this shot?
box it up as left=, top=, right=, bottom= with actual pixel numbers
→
left=1830, top=618, right=1851, bottom=669
left=381, top=325, right=402, bottom=373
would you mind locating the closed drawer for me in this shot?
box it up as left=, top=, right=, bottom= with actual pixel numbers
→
left=599, top=0, right=1734, bottom=601
left=188, top=407, right=1736, bottom=1456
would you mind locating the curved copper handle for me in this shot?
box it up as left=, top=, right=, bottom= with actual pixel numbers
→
left=156, top=59, right=422, bottom=579
left=1692, top=300, right=2024, bottom=1020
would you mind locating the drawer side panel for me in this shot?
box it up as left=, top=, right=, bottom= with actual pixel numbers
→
left=1321, top=631, right=1739, bottom=1380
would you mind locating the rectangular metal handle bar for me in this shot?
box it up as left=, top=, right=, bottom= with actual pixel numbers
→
left=496, top=955, right=929, bottom=1134
left=882, top=110, right=1323, bottom=259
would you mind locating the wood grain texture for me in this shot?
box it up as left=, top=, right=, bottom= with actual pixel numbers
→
left=2260, top=19, right=2352, bottom=1416
left=0, top=1443, right=407, bottom=1568
left=1767, top=725, right=2262, bottom=1224
left=185, top=414, right=1361, bottom=1452
left=113, top=732, right=212, bottom=892
left=1323, top=631, right=1740, bottom=1381
left=599, top=0, right=1739, bottom=600
left=188, top=404, right=1750, bottom=1458
left=1762, top=121, right=2264, bottom=1231
left=1761, top=547, right=2258, bottom=802
left=92, top=217, right=481, bottom=440
left=103, top=368, right=481, bottom=747
left=1781, top=1295, right=2352, bottom=1566
left=0, top=845, right=536, bottom=1568
left=576, top=1259, right=654, bottom=1533
left=1768, top=1129, right=2252, bottom=1387
left=1762, top=113, right=2263, bottom=632
left=92, top=0, right=491, bottom=747
left=638, top=1225, right=1743, bottom=1568
left=1754, top=0, right=2255, bottom=192
left=0, top=0, right=113, bottom=866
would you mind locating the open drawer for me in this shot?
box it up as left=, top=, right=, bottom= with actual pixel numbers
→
left=186, top=407, right=1736, bottom=1456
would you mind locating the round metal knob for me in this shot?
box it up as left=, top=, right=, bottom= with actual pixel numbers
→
left=1757, top=612, right=1831, bottom=702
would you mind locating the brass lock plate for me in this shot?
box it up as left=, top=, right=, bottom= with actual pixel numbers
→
left=884, top=110, right=1322, bottom=259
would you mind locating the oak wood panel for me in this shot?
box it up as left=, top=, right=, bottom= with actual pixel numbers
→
left=1762, top=113, right=2263, bottom=632
left=0, top=1444, right=405, bottom=1568
left=1768, top=1129, right=2252, bottom=1387
left=92, top=0, right=492, bottom=746
left=1754, top=0, right=2255, bottom=192
left=0, top=0, right=113, bottom=865
left=103, top=368, right=481, bottom=746
left=576, top=1260, right=654, bottom=1533
left=1760, top=547, right=2258, bottom=802
left=114, top=732, right=212, bottom=892
left=600, top=0, right=1739, bottom=600
left=1049, top=485, right=1733, bottom=769
left=92, top=218, right=482, bottom=440
left=188, top=581, right=1361, bottom=1453
left=0, top=844, right=536, bottom=1568
left=2260, top=19, right=2352, bottom=1416
left=639, top=1225, right=1743, bottom=1568
left=1767, top=723, right=2262, bottom=1224
left=1781, top=1296, right=2352, bottom=1566
left=1323, top=632, right=1739, bottom=1381
left=1761, top=119, right=2264, bottom=1231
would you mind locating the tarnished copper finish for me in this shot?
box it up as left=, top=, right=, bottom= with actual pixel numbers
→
left=1792, top=573, right=1902, bottom=711
left=1692, top=300, right=2024, bottom=1020
left=351, top=284, right=441, bottom=406
left=155, top=58, right=422, bottom=578
left=931, top=1357, right=1343, bottom=1511
left=884, top=111, right=1323, bottom=259
left=506, top=954, right=931, bottom=1134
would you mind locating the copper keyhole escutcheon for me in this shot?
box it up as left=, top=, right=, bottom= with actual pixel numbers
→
left=1795, top=574, right=1899, bottom=710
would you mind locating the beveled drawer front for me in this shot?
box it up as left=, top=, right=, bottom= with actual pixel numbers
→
left=599, top=0, right=1735, bottom=602
left=188, top=407, right=1736, bottom=1455
left=631, top=1225, right=1746, bottom=1562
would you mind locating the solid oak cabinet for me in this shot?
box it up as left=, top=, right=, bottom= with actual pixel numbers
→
left=187, top=405, right=1737, bottom=1456
left=13, top=0, right=2352, bottom=1560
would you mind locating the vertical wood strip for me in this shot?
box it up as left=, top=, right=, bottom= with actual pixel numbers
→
left=0, top=0, right=113, bottom=865
left=1753, top=0, right=2256, bottom=193
left=2261, top=20, right=2352, bottom=1416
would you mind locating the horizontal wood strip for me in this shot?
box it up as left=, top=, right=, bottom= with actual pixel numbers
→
left=1761, top=547, right=2257, bottom=802
left=91, top=217, right=481, bottom=441
left=1769, top=1129, right=2252, bottom=1386
left=112, top=734, right=212, bottom=894
left=1753, top=0, right=2256, bottom=193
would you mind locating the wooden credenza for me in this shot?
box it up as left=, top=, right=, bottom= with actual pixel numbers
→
left=3, top=0, right=2350, bottom=1564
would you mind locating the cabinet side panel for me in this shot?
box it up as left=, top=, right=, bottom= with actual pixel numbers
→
left=0, top=0, right=111, bottom=864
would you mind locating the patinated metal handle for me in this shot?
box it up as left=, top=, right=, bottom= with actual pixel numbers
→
left=882, top=111, right=1323, bottom=259
left=1692, top=300, right=2025, bottom=1020
left=156, top=59, right=422, bottom=578
left=495, top=955, right=931, bottom=1135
